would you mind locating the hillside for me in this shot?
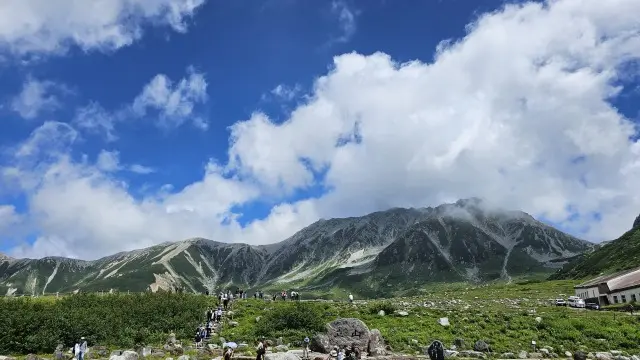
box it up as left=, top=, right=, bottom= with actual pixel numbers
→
left=549, top=226, right=640, bottom=280
left=0, top=198, right=593, bottom=296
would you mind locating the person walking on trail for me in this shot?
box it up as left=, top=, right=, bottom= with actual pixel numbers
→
left=303, top=336, right=310, bottom=359
left=337, top=347, right=345, bottom=360
left=327, top=346, right=338, bottom=360
left=73, top=342, right=80, bottom=360
left=256, top=339, right=266, bottom=360
left=78, top=337, right=88, bottom=360
left=348, top=293, right=354, bottom=303
left=223, top=293, right=229, bottom=310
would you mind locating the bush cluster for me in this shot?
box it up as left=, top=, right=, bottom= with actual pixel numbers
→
left=0, top=292, right=209, bottom=355
left=252, top=302, right=326, bottom=343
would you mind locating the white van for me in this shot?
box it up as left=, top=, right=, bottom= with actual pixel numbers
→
left=567, top=296, right=580, bottom=307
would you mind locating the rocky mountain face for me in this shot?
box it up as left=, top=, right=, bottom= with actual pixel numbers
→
left=0, top=199, right=593, bottom=296
left=633, top=214, right=640, bottom=230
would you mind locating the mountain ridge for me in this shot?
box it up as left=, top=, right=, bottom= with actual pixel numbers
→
left=0, top=198, right=594, bottom=296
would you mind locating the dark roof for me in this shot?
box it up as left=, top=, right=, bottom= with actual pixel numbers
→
left=575, top=268, right=640, bottom=291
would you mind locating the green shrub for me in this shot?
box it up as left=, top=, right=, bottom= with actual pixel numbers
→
left=253, top=302, right=326, bottom=342
left=365, top=301, right=397, bottom=315
left=0, top=292, right=210, bottom=355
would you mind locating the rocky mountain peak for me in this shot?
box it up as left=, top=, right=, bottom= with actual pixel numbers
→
left=0, top=252, right=13, bottom=262
left=633, top=213, right=640, bottom=230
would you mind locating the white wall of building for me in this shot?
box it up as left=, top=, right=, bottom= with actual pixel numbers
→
left=608, top=287, right=640, bottom=304
left=575, top=286, right=600, bottom=299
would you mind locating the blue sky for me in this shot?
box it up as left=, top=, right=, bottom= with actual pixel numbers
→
left=1, top=0, right=640, bottom=259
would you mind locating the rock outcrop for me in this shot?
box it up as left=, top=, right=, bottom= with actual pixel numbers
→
left=310, top=318, right=387, bottom=356
left=633, top=214, right=640, bottom=230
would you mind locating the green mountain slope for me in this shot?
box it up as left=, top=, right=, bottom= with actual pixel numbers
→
left=549, top=226, right=640, bottom=280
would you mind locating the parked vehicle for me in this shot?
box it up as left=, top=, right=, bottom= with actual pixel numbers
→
left=575, top=299, right=586, bottom=308
left=567, top=296, right=580, bottom=307
left=585, top=302, right=600, bottom=310
left=555, top=299, right=567, bottom=306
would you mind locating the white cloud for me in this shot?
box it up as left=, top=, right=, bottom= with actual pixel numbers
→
left=0, top=0, right=206, bottom=56
left=0, top=205, right=21, bottom=232
left=330, top=0, right=357, bottom=44
left=73, top=102, right=119, bottom=142
left=131, top=67, right=209, bottom=130
left=10, top=77, right=62, bottom=119
left=4, top=0, right=640, bottom=260
left=270, top=84, right=302, bottom=101
left=129, top=164, right=155, bottom=174
left=73, top=68, right=208, bottom=139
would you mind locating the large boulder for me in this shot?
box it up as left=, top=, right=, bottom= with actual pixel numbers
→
left=367, top=329, right=387, bottom=356
left=310, top=318, right=386, bottom=356
left=634, top=214, right=640, bottom=230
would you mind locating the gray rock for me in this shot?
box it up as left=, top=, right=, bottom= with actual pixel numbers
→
left=473, top=340, right=490, bottom=352
left=265, top=353, right=301, bottom=360
left=502, top=353, right=515, bottom=358
left=445, top=350, right=459, bottom=358
left=529, top=353, right=543, bottom=359
left=610, top=352, right=622, bottom=357
left=378, top=310, right=385, bottom=316
left=177, top=356, right=190, bottom=360
left=277, top=337, right=284, bottom=346
left=459, top=350, right=484, bottom=358
left=541, top=349, right=550, bottom=356
left=596, top=353, right=613, bottom=360
left=228, top=321, right=239, bottom=327
left=0, top=357, right=18, bottom=360
left=310, top=318, right=371, bottom=353
left=167, top=333, right=177, bottom=345
left=567, top=352, right=575, bottom=359
left=275, top=345, right=289, bottom=352
left=395, top=311, right=409, bottom=316
left=140, top=348, right=152, bottom=357
left=110, top=350, right=139, bottom=360
left=110, top=351, right=123, bottom=357
left=367, top=329, right=387, bottom=356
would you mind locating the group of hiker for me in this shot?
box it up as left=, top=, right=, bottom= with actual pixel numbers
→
left=207, top=288, right=304, bottom=303
left=326, top=343, right=361, bottom=360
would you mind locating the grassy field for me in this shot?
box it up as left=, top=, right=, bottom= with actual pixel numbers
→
left=3, top=280, right=640, bottom=357
left=219, top=280, right=640, bottom=355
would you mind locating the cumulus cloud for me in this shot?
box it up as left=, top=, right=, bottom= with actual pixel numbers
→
left=4, top=0, right=640, bottom=260
left=131, top=67, right=209, bottom=130
left=0, top=0, right=206, bottom=56
left=10, top=77, right=64, bottom=119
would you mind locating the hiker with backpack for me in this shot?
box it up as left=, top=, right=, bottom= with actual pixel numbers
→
left=303, top=337, right=310, bottom=359
left=427, top=340, right=445, bottom=360
left=256, top=338, right=267, bottom=360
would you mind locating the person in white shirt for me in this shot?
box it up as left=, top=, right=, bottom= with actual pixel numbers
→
left=348, top=294, right=354, bottom=303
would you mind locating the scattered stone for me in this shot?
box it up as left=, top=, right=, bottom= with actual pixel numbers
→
left=378, top=310, right=385, bottom=316
left=411, top=339, right=419, bottom=345
left=439, top=318, right=450, bottom=327
left=110, top=350, right=139, bottom=360
left=611, top=352, right=623, bottom=357
left=265, top=353, right=301, bottom=360
left=445, top=350, right=459, bottom=358
left=256, top=316, right=262, bottom=323
left=459, top=350, right=484, bottom=359
left=275, top=345, right=289, bottom=352
left=535, top=317, right=543, bottom=323
left=167, top=333, right=177, bottom=345
left=140, top=347, right=152, bottom=357
left=473, top=340, right=490, bottom=353
left=529, top=353, right=543, bottom=359
left=228, top=321, right=239, bottom=327
left=541, top=348, right=550, bottom=356
left=110, top=351, right=123, bottom=357
left=596, top=353, right=613, bottom=360
left=502, top=353, right=515, bottom=359
left=0, top=356, right=17, bottom=360
left=177, top=355, right=189, bottom=360
left=277, top=337, right=284, bottom=346
left=395, top=311, right=409, bottom=316
left=572, top=352, right=584, bottom=360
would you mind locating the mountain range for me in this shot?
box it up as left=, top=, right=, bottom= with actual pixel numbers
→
left=0, top=198, right=594, bottom=297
